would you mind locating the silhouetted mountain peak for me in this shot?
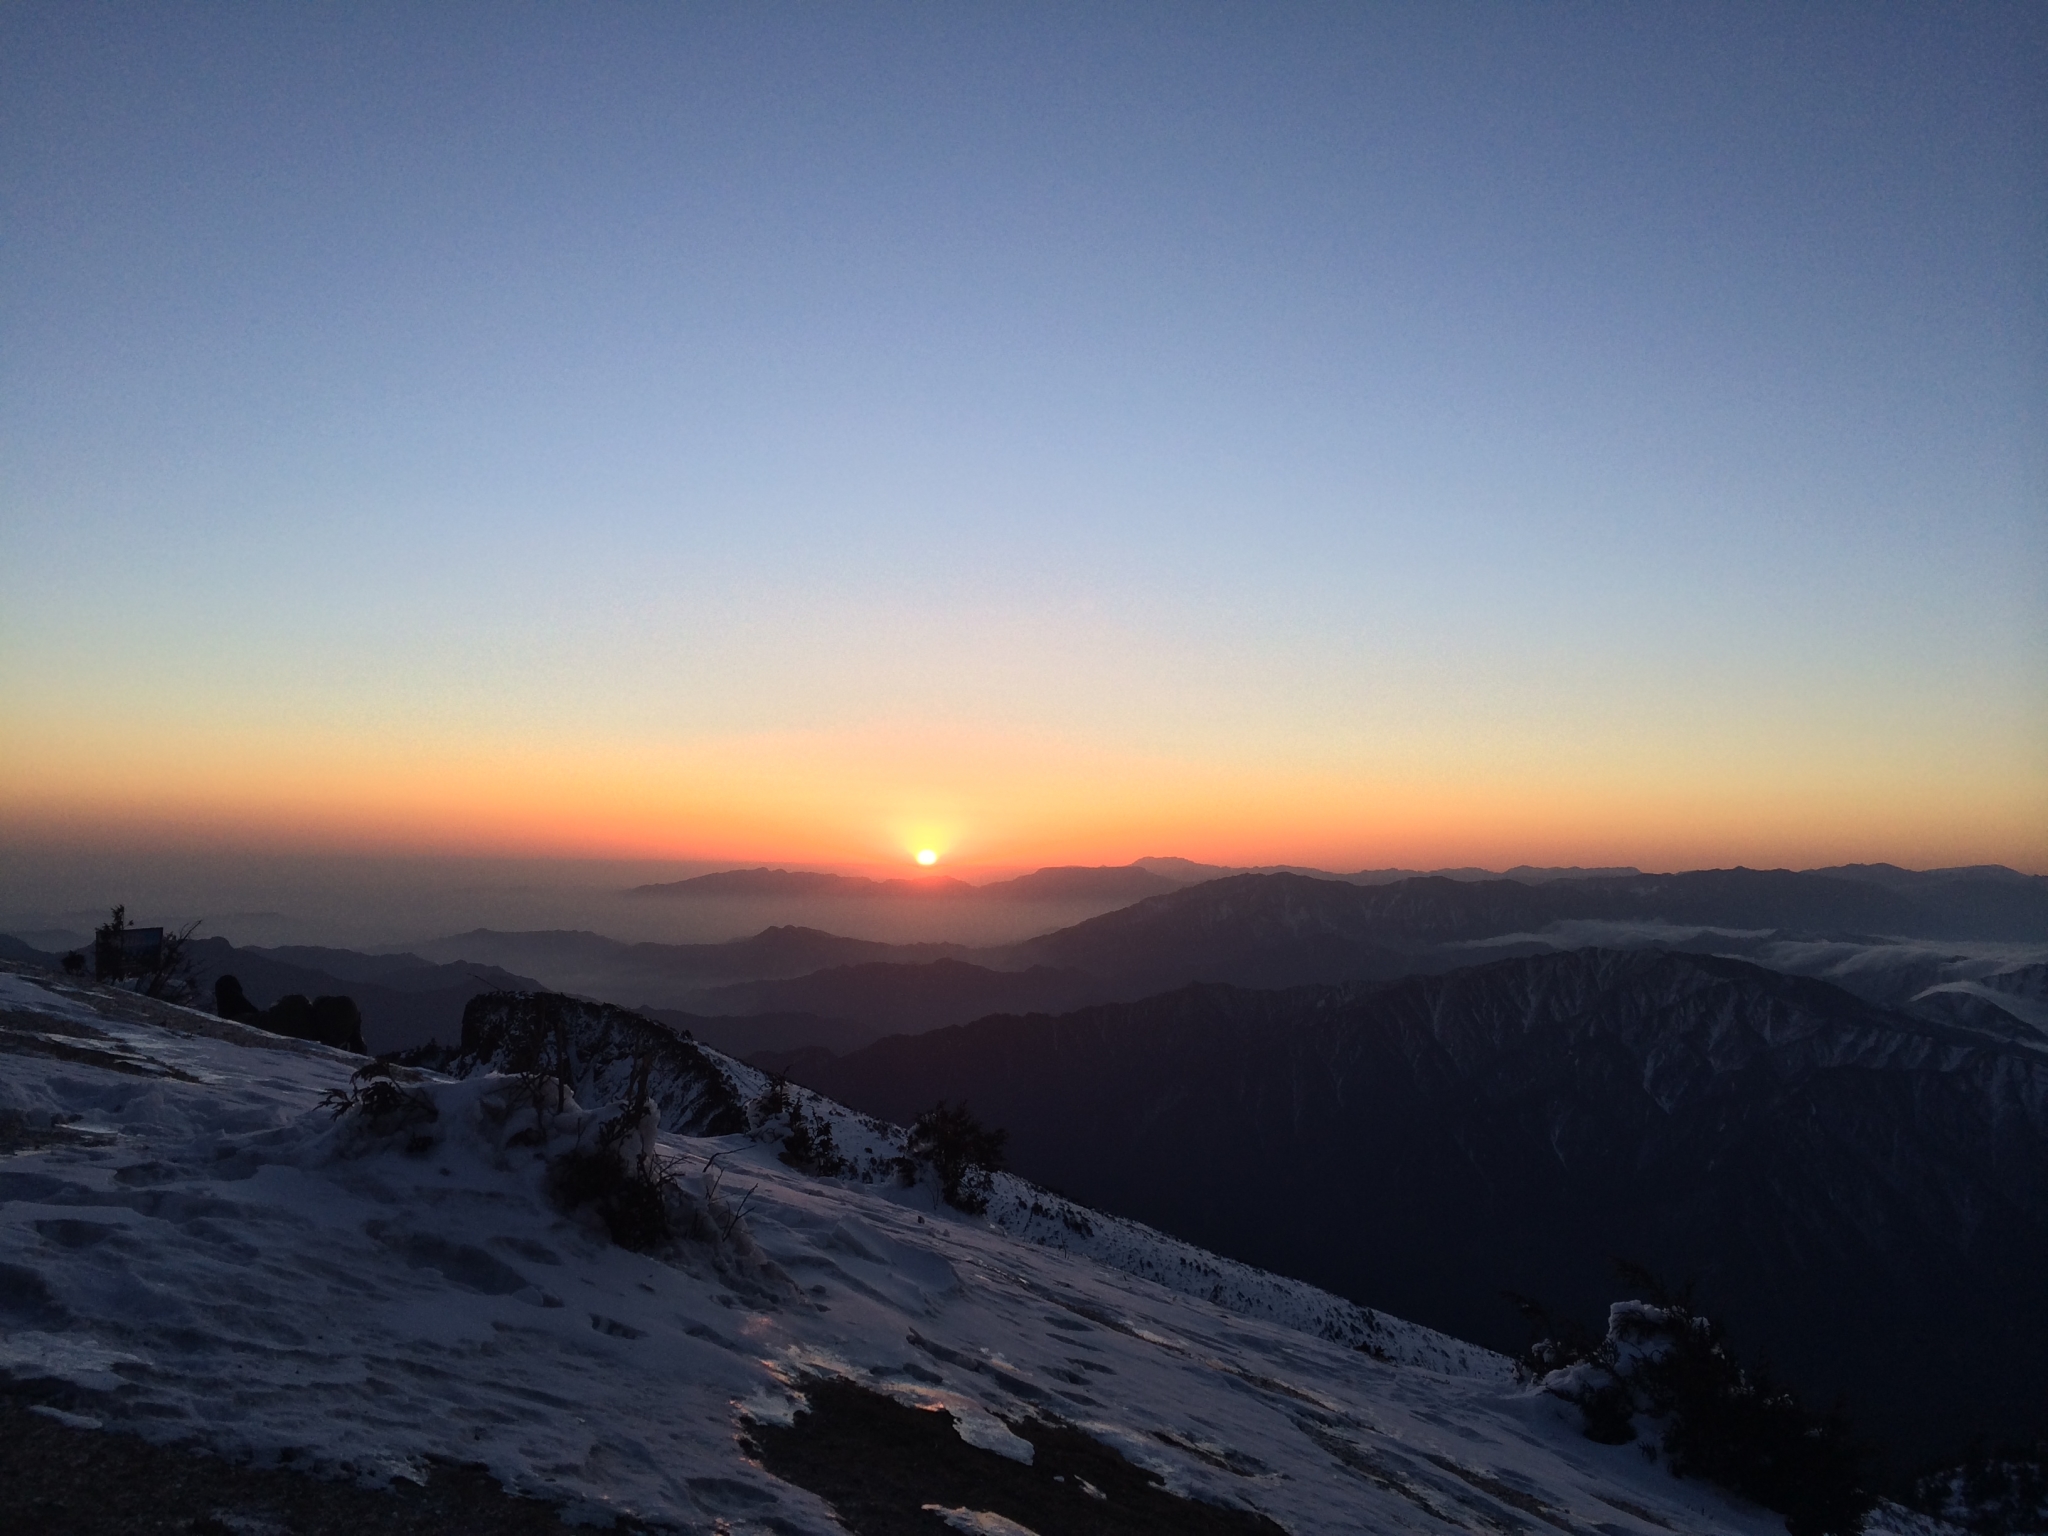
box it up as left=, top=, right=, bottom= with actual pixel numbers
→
left=967, top=864, right=1185, bottom=901
left=631, top=867, right=975, bottom=898
left=631, top=863, right=1189, bottom=903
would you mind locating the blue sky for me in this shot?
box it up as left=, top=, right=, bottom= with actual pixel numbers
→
left=3, top=3, right=2042, bottom=870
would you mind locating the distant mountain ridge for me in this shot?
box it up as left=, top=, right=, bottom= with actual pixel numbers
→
left=1130, top=856, right=1650, bottom=885
left=22, top=863, right=2032, bottom=1059
left=636, top=856, right=2048, bottom=901
left=628, top=859, right=1653, bottom=900
left=394, top=866, right=2048, bottom=1052
left=630, top=864, right=1183, bottom=902
left=632, top=868, right=977, bottom=899
left=627, top=858, right=2046, bottom=943
left=408, top=925, right=972, bottom=999
left=179, top=938, right=543, bottom=1055
left=1003, top=867, right=2048, bottom=995
left=783, top=945, right=2048, bottom=1465
left=1813, top=861, right=2045, bottom=889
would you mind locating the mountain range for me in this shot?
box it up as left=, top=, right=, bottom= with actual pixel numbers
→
left=10, top=864, right=2042, bottom=1061
left=777, top=945, right=2048, bottom=1466
left=630, top=859, right=2048, bottom=937
left=395, top=867, right=2048, bottom=1055
left=631, top=863, right=1187, bottom=903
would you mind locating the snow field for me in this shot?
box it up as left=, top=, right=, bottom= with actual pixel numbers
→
left=0, top=968, right=1793, bottom=1533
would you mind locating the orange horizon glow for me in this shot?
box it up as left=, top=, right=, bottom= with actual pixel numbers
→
left=6, top=7, right=2043, bottom=915
left=5, top=713, right=2042, bottom=877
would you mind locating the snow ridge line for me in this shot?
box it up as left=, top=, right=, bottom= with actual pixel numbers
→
left=698, top=1034, right=1505, bottom=1380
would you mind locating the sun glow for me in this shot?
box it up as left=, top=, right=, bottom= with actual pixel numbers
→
left=916, top=849, right=938, bottom=866
left=4, top=712, right=2040, bottom=875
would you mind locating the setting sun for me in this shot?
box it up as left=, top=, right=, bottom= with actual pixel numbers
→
left=916, top=849, right=938, bottom=866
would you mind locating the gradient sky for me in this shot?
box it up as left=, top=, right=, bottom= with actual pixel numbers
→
left=3, top=3, right=2043, bottom=874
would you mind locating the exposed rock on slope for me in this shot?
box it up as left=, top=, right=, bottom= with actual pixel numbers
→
left=411, top=990, right=749, bottom=1137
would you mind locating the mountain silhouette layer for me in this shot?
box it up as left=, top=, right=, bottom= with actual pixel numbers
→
left=389, top=868, right=2048, bottom=1045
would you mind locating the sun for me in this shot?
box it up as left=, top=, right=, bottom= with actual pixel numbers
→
left=915, top=849, right=938, bottom=866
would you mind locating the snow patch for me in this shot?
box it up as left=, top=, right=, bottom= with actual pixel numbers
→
left=947, top=1408, right=1036, bottom=1464
left=0, top=1331, right=147, bottom=1393
left=921, top=1506, right=1044, bottom=1535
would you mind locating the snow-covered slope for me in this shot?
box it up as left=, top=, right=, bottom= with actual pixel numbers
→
left=0, top=967, right=1796, bottom=1534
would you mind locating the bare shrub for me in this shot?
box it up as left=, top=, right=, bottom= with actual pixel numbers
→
left=754, top=1077, right=847, bottom=1177
left=1515, top=1265, right=1873, bottom=1536
left=320, top=1063, right=441, bottom=1154
left=901, top=1102, right=1007, bottom=1214
left=93, top=906, right=199, bottom=1002
left=540, top=1053, right=682, bottom=1253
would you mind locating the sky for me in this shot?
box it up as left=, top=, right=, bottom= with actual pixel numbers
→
left=3, top=2, right=2043, bottom=878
